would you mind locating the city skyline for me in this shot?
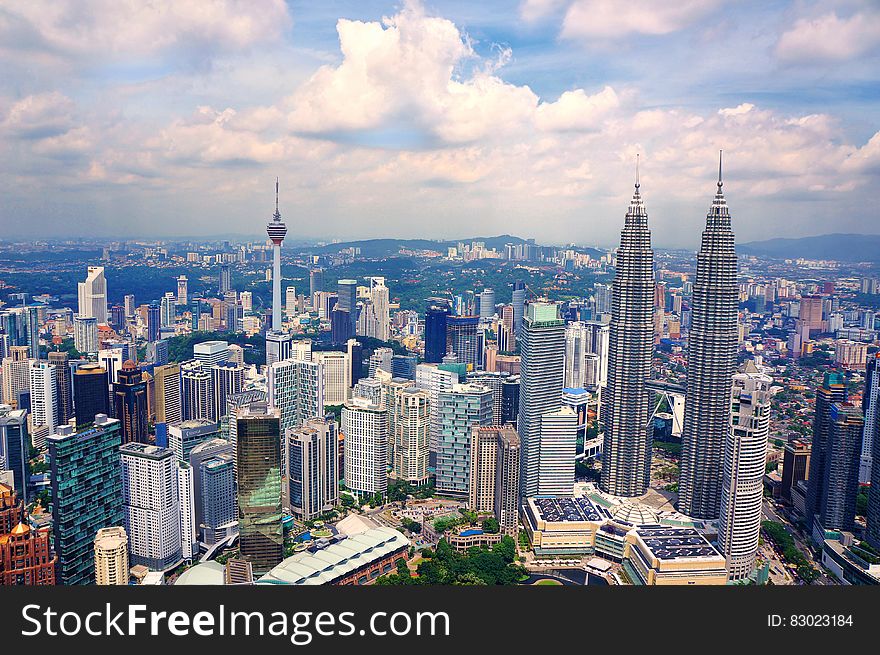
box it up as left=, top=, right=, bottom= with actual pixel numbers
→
left=1, top=1, right=879, bottom=247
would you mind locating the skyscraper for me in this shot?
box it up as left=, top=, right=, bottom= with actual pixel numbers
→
left=267, top=357, right=324, bottom=433
left=806, top=371, right=847, bottom=526
left=177, top=276, right=188, bottom=305
left=120, top=443, right=183, bottom=570
left=28, top=360, right=57, bottom=445
left=599, top=168, right=655, bottom=498
left=341, top=397, right=388, bottom=498
left=73, top=316, right=99, bottom=354
left=479, top=288, right=496, bottom=319
left=72, top=363, right=110, bottom=428
left=468, top=426, right=521, bottom=536
left=146, top=304, right=160, bottom=342
left=392, top=387, right=430, bottom=486
left=337, top=279, right=358, bottom=335
left=152, top=362, right=182, bottom=425
left=309, top=269, right=324, bottom=306
left=818, top=403, right=862, bottom=534
left=78, top=266, right=108, bottom=325
left=518, top=302, right=565, bottom=498
left=424, top=300, right=450, bottom=363
left=49, top=416, right=123, bottom=585
left=717, top=362, right=772, bottom=581
left=112, top=360, right=149, bottom=444
left=48, top=351, right=73, bottom=425
left=0, top=407, right=29, bottom=502
left=285, top=416, right=339, bottom=521
left=236, top=402, right=283, bottom=574
left=437, top=383, right=493, bottom=496
left=679, top=155, right=739, bottom=520
left=860, top=352, right=880, bottom=484
left=446, top=315, right=479, bottom=370
left=511, top=280, right=526, bottom=340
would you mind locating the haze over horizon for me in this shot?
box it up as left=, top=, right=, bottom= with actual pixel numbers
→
left=1, top=0, right=878, bottom=248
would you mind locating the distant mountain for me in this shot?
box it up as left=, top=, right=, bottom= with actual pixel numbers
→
left=299, top=235, right=530, bottom=258
left=738, top=234, right=880, bottom=263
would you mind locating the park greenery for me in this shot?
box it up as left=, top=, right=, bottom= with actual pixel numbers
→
left=375, top=536, right=523, bottom=585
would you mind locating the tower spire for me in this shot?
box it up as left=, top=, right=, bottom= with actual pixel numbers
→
left=717, top=149, right=723, bottom=191
left=635, top=153, right=640, bottom=191
left=274, top=177, right=280, bottom=219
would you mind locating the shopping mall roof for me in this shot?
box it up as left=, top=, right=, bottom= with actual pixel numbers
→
left=257, top=526, right=409, bottom=585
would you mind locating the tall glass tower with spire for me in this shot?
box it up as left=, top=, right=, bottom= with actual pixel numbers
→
left=678, top=153, right=739, bottom=519
left=600, top=160, right=655, bottom=497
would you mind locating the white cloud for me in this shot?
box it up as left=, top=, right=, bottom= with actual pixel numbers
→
left=776, top=10, right=880, bottom=63
left=536, top=86, right=619, bottom=131
left=0, top=0, right=291, bottom=62
left=1, top=92, right=77, bottom=139
left=554, top=0, right=723, bottom=40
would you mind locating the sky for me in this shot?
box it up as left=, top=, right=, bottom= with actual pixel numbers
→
left=0, top=0, right=878, bottom=248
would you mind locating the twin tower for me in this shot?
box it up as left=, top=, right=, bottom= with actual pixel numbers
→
left=601, top=154, right=738, bottom=520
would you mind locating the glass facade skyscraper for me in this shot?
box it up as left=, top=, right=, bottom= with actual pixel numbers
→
left=48, top=415, right=123, bottom=585
left=236, top=402, right=283, bottom=574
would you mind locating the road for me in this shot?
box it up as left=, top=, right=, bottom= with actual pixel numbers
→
left=762, top=500, right=834, bottom=585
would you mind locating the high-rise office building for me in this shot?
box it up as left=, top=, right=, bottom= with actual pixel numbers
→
left=180, top=360, right=214, bottom=423
left=781, top=439, right=811, bottom=503
left=178, top=462, right=197, bottom=561
left=806, top=371, right=848, bottom=524
left=347, top=339, right=363, bottom=386
left=267, top=357, right=324, bottom=433
left=265, top=330, right=294, bottom=367
left=860, top=353, right=880, bottom=485
left=446, top=315, right=479, bottom=370
left=72, top=363, right=110, bottom=428
left=679, top=157, right=739, bottom=519
left=168, top=419, right=220, bottom=463
left=1, top=346, right=30, bottom=407
left=364, top=277, right=391, bottom=342
left=193, top=340, right=230, bottom=367
left=564, top=322, right=592, bottom=389
left=479, top=288, right=496, bottom=319
left=314, top=350, right=351, bottom=407
left=599, top=170, right=655, bottom=498
left=309, top=269, right=324, bottom=306
left=73, top=316, right=99, bottom=354
left=124, top=294, right=136, bottom=318
left=424, top=300, right=450, bottom=363
left=537, top=406, right=577, bottom=497
left=517, top=302, right=565, bottom=498
left=177, top=276, right=188, bottom=306
left=717, top=363, right=772, bottom=581
left=78, top=266, right=108, bottom=325
left=28, top=360, right=57, bottom=444
left=48, top=351, right=73, bottom=425
left=49, top=416, right=123, bottom=585
left=236, top=402, right=283, bottom=574
left=152, top=362, right=181, bottom=425
left=437, top=383, right=493, bottom=496
left=211, top=362, right=244, bottom=424
left=189, top=438, right=236, bottom=546
left=145, top=303, right=160, bottom=342
left=285, top=416, right=339, bottom=521
left=415, top=363, right=458, bottom=461
left=120, top=443, right=182, bottom=570
left=337, top=279, right=358, bottom=335
left=392, top=387, right=430, bottom=486
left=0, top=407, right=29, bottom=502
left=341, top=397, right=388, bottom=497
left=112, top=360, right=149, bottom=444
left=94, top=526, right=129, bottom=585
left=218, top=264, right=232, bottom=295
left=511, top=280, right=526, bottom=340
left=818, top=403, right=863, bottom=534
left=469, top=426, right=521, bottom=536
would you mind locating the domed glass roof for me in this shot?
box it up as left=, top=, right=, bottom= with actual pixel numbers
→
left=611, top=502, right=659, bottom=526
